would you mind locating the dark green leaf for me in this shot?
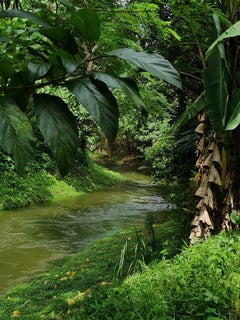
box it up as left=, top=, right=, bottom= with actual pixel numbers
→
left=33, top=94, right=79, bottom=176
left=203, top=51, right=229, bottom=132
left=59, top=0, right=74, bottom=9
left=0, top=33, right=11, bottom=43
left=28, top=62, right=52, bottom=83
left=0, top=96, right=36, bottom=173
left=108, top=48, right=182, bottom=90
left=34, top=27, right=78, bottom=55
left=176, top=95, right=205, bottom=127
left=225, top=89, right=240, bottom=130
left=91, top=72, right=145, bottom=109
left=0, top=9, right=51, bottom=27
left=71, top=8, right=100, bottom=42
left=68, top=77, right=119, bottom=142
left=61, top=55, right=79, bottom=74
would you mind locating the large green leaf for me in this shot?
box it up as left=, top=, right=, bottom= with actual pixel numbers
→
left=203, top=50, right=229, bottom=132
left=90, top=72, right=146, bottom=109
left=28, top=62, right=52, bottom=83
left=108, top=48, right=182, bottom=90
left=34, top=27, right=78, bottom=55
left=0, top=96, right=36, bottom=173
left=176, top=95, right=205, bottom=127
left=71, top=8, right=100, bottom=43
left=0, top=9, right=51, bottom=27
left=68, top=77, right=119, bottom=142
left=225, top=89, right=240, bottom=131
left=206, top=21, right=240, bottom=59
left=33, top=94, right=79, bottom=176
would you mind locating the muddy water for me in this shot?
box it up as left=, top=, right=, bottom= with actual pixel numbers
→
left=0, top=169, right=173, bottom=294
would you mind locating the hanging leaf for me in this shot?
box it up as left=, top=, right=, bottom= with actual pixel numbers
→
left=209, top=165, right=222, bottom=186
left=108, top=48, right=182, bottom=90
left=225, top=89, right=240, bottom=130
left=28, top=62, right=52, bottom=84
left=33, top=27, right=78, bottom=55
left=61, top=56, right=79, bottom=74
left=68, top=77, right=119, bottom=142
left=212, top=146, right=222, bottom=167
left=0, top=97, right=36, bottom=173
left=90, top=72, right=146, bottom=109
left=0, top=9, right=52, bottom=27
left=176, top=95, right=205, bottom=127
left=33, top=94, right=79, bottom=176
left=71, top=8, right=100, bottom=42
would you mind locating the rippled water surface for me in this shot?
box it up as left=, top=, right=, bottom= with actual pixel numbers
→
left=0, top=168, right=173, bottom=294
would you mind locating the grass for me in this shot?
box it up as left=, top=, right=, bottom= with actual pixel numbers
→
left=0, top=216, right=239, bottom=320
left=0, top=161, right=125, bottom=211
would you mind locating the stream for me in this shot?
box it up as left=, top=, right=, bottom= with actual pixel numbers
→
left=0, top=167, right=173, bottom=294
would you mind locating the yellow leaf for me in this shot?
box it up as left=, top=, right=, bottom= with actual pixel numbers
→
left=12, top=310, right=20, bottom=317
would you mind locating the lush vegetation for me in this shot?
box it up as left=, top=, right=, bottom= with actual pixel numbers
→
left=0, top=223, right=239, bottom=319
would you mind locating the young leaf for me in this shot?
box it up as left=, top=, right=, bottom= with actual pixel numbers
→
left=68, top=77, right=119, bottom=142
left=108, top=48, right=182, bottom=90
left=90, top=72, right=146, bottom=109
left=28, top=62, right=52, bottom=84
left=34, top=27, right=78, bottom=55
left=225, top=89, right=240, bottom=131
left=71, top=8, right=100, bottom=43
left=0, top=9, right=52, bottom=27
left=33, top=94, right=79, bottom=176
left=0, top=96, right=36, bottom=173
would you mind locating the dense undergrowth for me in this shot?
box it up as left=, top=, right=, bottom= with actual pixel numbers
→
left=0, top=212, right=239, bottom=319
left=0, top=161, right=125, bottom=211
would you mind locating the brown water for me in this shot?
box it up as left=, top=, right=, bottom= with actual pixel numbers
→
left=0, top=169, right=173, bottom=294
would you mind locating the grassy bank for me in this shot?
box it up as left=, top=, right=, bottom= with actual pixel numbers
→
left=0, top=162, right=125, bottom=211
left=0, top=224, right=239, bottom=319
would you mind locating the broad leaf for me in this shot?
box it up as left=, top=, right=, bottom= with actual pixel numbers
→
left=230, top=210, right=240, bottom=225
left=206, top=21, right=240, bottom=59
left=28, top=62, right=52, bottom=83
left=90, top=72, right=146, bottom=109
left=225, top=89, right=240, bottom=130
left=34, top=94, right=79, bottom=176
left=71, top=8, right=100, bottom=42
left=176, top=95, right=205, bottom=127
left=59, top=0, right=74, bottom=9
left=34, top=27, right=78, bottom=55
left=0, top=9, right=51, bottom=27
left=108, top=48, right=182, bottom=90
left=68, top=77, right=119, bottom=142
left=61, top=55, right=79, bottom=74
left=0, top=96, right=36, bottom=173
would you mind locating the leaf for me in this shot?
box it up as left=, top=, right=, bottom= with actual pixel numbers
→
left=0, top=58, right=14, bottom=81
left=71, top=8, right=100, bottom=42
left=90, top=72, right=146, bottom=109
left=230, top=210, right=240, bottom=225
left=28, top=62, right=52, bottom=83
left=33, top=94, right=79, bottom=176
left=225, top=89, right=240, bottom=130
left=0, top=9, right=52, bottom=27
left=68, top=77, right=119, bottom=142
left=108, top=48, right=182, bottom=90
left=58, top=0, right=74, bottom=9
left=0, top=96, right=36, bottom=173
left=176, top=95, right=205, bottom=127
left=206, top=21, right=240, bottom=59
left=0, top=33, right=11, bottom=43
left=34, top=27, right=78, bottom=55
left=61, top=55, right=79, bottom=74
left=203, top=50, right=229, bottom=132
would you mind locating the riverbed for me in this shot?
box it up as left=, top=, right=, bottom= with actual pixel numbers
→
left=0, top=168, right=173, bottom=294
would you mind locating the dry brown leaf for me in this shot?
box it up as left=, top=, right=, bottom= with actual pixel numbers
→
left=199, top=206, right=214, bottom=229
left=209, top=165, right=222, bottom=186
left=213, top=146, right=222, bottom=167
left=203, top=153, right=213, bottom=167
left=195, top=123, right=204, bottom=134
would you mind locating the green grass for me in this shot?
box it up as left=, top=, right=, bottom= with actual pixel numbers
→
left=0, top=224, right=239, bottom=320
left=0, top=162, right=125, bottom=211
